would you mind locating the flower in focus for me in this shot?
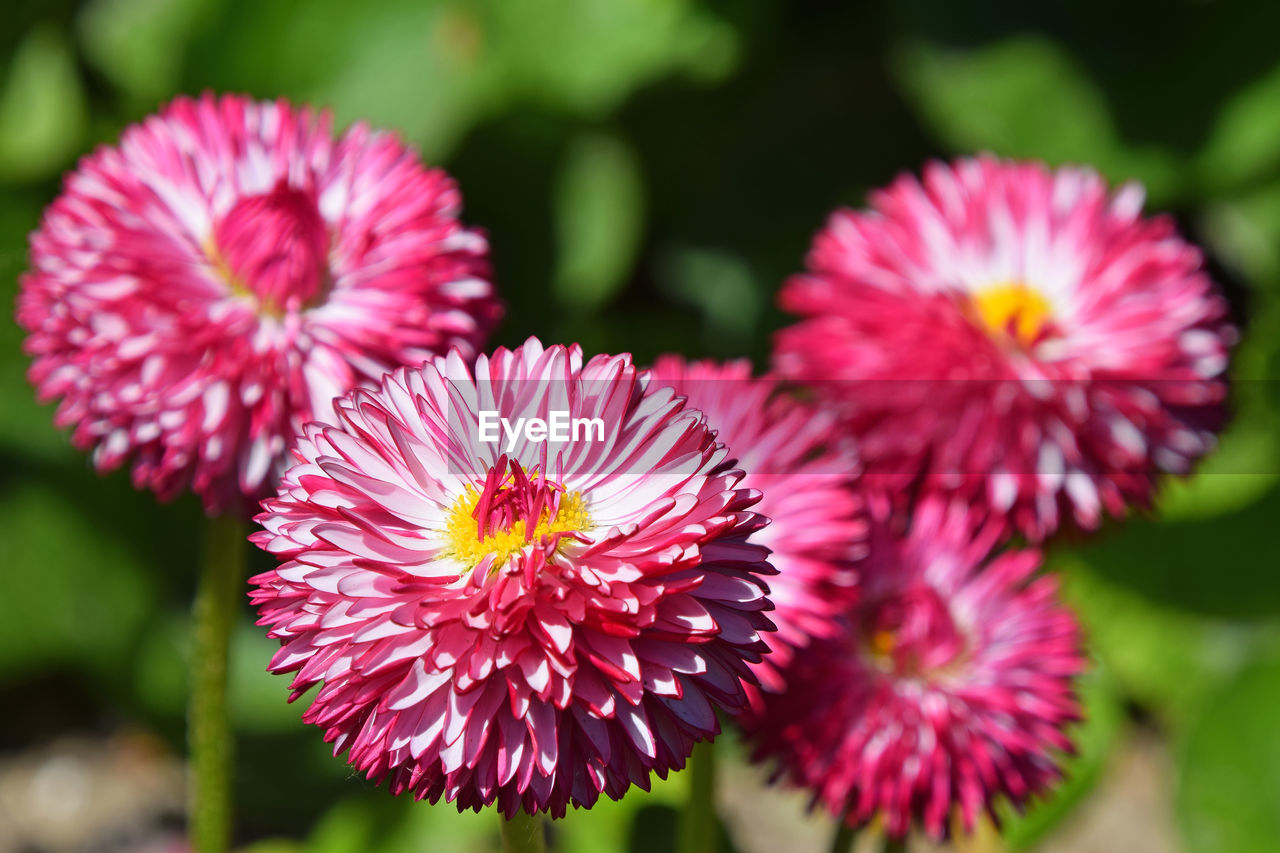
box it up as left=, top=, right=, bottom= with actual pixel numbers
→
left=17, top=93, right=499, bottom=516
left=773, top=155, right=1234, bottom=539
left=647, top=356, right=865, bottom=693
left=251, top=338, right=775, bottom=817
left=743, top=497, right=1084, bottom=840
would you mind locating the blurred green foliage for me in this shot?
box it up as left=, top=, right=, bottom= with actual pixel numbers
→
left=3, top=1, right=1280, bottom=850
left=1177, top=654, right=1280, bottom=853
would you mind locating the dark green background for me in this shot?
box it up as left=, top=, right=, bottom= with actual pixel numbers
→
left=2, top=1, right=1279, bottom=850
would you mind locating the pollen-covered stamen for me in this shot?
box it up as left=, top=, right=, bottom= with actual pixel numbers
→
left=972, top=282, right=1054, bottom=347
left=211, top=179, right=330, bottom=315
left=444, top=455, right=591, bottom=571
left=863, top=585, right=967, bottom=676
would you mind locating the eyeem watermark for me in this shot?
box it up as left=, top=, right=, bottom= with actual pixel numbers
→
left=478, top=411, right=606, bottom=453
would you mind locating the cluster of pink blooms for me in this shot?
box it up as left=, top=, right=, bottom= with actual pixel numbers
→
left=17, top=95, right=1234, bottom=841
left=746, top=156, right=1230, bottom=838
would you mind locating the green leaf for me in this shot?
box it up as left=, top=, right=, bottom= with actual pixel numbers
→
left=0, top=25, right=87, bottom=184
left=301, top=794, right=495, bottom=853
left=301, top=2, right=499, bottom=163
left=182, top=0, right=494, bottom=161
left=304, top=798, right=380, bottom=853
left=132, top=593, right=317, bottom=731
left=1202, top=189, right=1280, bottom=286
left=230, top=621, right=318, bottom=734
left=552, top=132, right=645, bottom=311
left=77, top=0, right=222, bottom=104
left=1196, top=61, right=1280, bottom=192
left=1176, top=655, right=1280, bottom=853
left=240, top=841, right=306, bottom=853
left=0, top=475, right=154, bottom=678
left=378, top=799, right=494, bottom=853
left=481, top=0, right=739, bottom=116
left=188, top=0, right=737, bottom=162
left=893, top=35, right=1181, bottom=203
left=1063, top=483, right=1280, bottom=620
left=132, top=611, right=190, bottom=718
left=655, top=245, right=762, bottom=354
left=1057, top=560, right=1246, bottom=724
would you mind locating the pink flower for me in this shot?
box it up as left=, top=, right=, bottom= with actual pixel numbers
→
left=743, top=497, right=1084, bottom=840
left=17, top=93, right=499, bottom=516
left=250, top=339, right=775, bottom=817
left=646, top=356, right=865, bottom=693
left=773, top=155, right=1233, bottom=539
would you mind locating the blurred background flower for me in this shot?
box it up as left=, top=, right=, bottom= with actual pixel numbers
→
left=742, top=497, right=1084, bottom=841
left=646, top=356, right=865, bottom=695
left=772, top=156, right=1233, bottom=540
left=2, top=1, right=1280, bottom=851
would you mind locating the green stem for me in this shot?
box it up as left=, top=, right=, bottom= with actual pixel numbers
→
left=499, top=809, right=547, bottom=853
left=189, top=514, right=247, bottom=853
left=828, top=824, right=907, bottom=853
left=828, top=822, right=857, bottom=853
left=680, top=739, right=718, bottom=853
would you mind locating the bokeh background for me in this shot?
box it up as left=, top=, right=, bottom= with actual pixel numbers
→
left=3, top=1, right=1280, bottom=851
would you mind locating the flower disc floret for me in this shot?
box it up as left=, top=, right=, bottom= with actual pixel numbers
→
left=443, top=458, right=592, bottom=571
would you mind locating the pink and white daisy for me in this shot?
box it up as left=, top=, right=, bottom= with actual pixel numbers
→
left=250, top=338, right=775, bottom=817
left=743, top=497, right=1084, bottom=840
left=773, top=155, right=1233, bottom=539
left=17, top=93, right=499, bottom=516
left=646, top=356, right=865, bottom=693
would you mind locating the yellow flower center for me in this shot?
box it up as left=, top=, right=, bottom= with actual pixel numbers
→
left=204, top=239, right=287, bottom=319
left=972, top=282, right=1053, bottom=346
left=869, top=628, right=897, bottom=659
left=442, top=479, right=591, bottom=571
